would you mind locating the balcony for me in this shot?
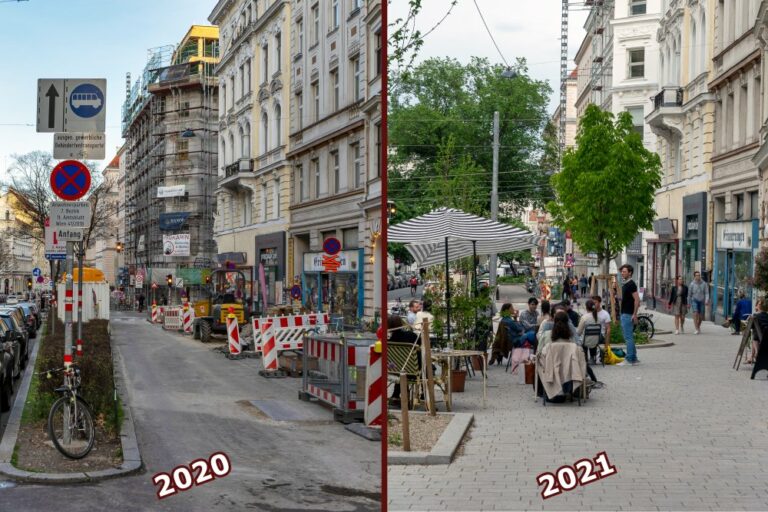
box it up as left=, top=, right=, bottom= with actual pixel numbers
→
left=646, top=87, right=685, bottom=142
left=219, top=158, right=255, bottom=190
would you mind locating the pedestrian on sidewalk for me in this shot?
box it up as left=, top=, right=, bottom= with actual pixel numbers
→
left=562, top=275, right=572, bottom=301
left=668, top=276, right=689, bottom=335
left=688, top=271, right=709, bottom=334
left=617, top=264, right=640, bottom=366
left=579, top=274, right=588, bottom=297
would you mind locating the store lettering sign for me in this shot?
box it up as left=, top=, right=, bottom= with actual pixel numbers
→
left=304, top=251, right=358, bottom=272
left=717, top=222, right=752, bottom=250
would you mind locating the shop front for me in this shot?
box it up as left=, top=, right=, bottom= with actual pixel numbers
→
left=682, top=192, right=707, bottom=285
left=713, top=219, right=758, bottom=322
left=255, top=233, right=286, bottom=310
left=647, top=218, right=679, bottom=310
left=302, top=249, right=364, bottom=320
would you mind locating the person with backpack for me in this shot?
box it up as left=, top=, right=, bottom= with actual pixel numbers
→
left=409, top=275, right=418, bottom=296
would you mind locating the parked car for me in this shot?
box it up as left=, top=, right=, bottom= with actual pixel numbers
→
left=5, top=295, right=19, bottom=305
left=0, top=309, right=29, bottom=373
left=387, top=274, right=395, bottom=291
left=18, top=302, right=41, bottom=330
left=395, top=274, right=407, bottom=289
left=0, top=338, right=13, bottom=412
left=3, top=304, right=36, bottom=339
left=0, top=316, right=21, bottom=382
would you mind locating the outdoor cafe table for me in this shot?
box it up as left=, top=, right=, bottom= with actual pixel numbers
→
left=430, top=349, right=487, bottom=411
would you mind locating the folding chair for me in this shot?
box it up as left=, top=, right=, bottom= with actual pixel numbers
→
left=582, top=323, right=604, bottom=368
left=386, top=342, right=422, bottom=409
left=533, top=345, right=588, bottom=406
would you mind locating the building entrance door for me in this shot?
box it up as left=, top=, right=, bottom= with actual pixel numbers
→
left=683, top=240, right=698, bottom=285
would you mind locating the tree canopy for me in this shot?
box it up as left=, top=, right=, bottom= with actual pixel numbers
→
left=547, top=104, right=662, bottom=272
left=388, top=56, right=555, bottom=227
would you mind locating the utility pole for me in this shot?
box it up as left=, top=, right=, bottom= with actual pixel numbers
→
left=489, top=111, right=500, bottom=300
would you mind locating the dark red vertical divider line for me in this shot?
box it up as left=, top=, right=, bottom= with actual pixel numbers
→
left=380, top=0, right=389, bottom=509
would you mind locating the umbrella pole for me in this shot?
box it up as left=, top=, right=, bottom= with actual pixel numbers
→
left=445, top=237, right=451, bottom=346
left=473, top=240, right=478, bottom=348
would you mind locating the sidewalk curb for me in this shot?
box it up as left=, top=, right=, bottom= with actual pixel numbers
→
left=0, top=321, right=143, bottom=484
left=611, top=340, right=675, bottom=350
left=388, top=412, right=473, bottom=465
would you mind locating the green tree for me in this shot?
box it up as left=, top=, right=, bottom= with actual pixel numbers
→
left=547, top=104, right=662, bottom=275
left=388, top=57, right=553, bottom=217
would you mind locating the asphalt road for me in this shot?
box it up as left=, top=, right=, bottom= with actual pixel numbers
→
left=0, top=310, right=380, bottom=511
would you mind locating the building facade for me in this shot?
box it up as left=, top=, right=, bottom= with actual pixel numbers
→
left=209, top=0, right=293, bottom=311
left=123, top=26, right=220, bottom=295
left=708, top=0, right=762, bottom=321
left=645, top=0, right=715, bottom=311
left=0, top=189, right=42, bottom=295
left=85, top=149, right=123, bottom=286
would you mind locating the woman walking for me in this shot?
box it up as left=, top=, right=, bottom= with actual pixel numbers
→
left=668, top=276, right=689, bottom=335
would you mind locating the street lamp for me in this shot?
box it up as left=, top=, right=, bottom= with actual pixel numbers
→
left=501, top=67, right=519, bottom=79
left=181, top=128, right=196, bottom=138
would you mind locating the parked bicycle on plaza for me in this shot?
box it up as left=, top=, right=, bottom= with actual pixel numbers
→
left=45, top=364, right=95, bottom=459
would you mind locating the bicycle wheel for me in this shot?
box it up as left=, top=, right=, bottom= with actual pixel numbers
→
left=635, top=316, right=655, bottom=339
left=47, top=395, right=95, bottom=459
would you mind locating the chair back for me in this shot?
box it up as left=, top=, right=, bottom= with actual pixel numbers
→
left=583, top=323, right=602, bottom=348
left=387, top=342, right=420, bottom=376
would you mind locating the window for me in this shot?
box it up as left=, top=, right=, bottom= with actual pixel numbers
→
left=244, top=191, right=252, bottom=226
left=311, top=4, right=319, bottom=45
left=246, top=59, right=252, bottom=92
left=261, top=182, right=268, bottom=221
left=221, top=85, right=226, bottom=115
left=374, top=29, right=382, bottom=77
left=312, top=81, right=320, bottom=121
left=298, top=164, right=308, bottom=200
left=629, top=0, right=646, bottom=15
left=221, top=137, right=227, bottom=167
left=626, top=106, right=644, bottom=140
left=352, top=0, right=363, bottom=9
left=296, top=92, right=303, bottom=129
left=331, top=151, right=340, bottom=192
left=241, top=123, right=251, bottom=158
left=240, top=65, right=245, bottom=98
left=331, top=0, right=339, bottom=29
left=375, top=122, right=381, bottom=177
left=343, top=228, right=358, bottom=249
left=312, top=158, right=320, bottom=198
left=275, top=32, right=281, bottom=72
left=262, top=44, right=269, bottom=83
left=274, top=104, right=282, bottom=147
left=273, top=177, right=280, bottom=219
left=180, top=101, right=190, bottom=118
left=736, top=194, right=744, bottom=220
left=297, top=19, right=304, bottom=54
left=4, top=211, right=8, bottom=221
left=351, top=56, right=362, bottom=101
left=177, top=139, right=189, bottom=160
left=262, top=113, right=269, bottom=152
left=331, top=69, right=339, bottom=110
left=628, top=48, right=645, bottom=78
left=751, top=191, right=759, bottom=219
left=351, top=142, right=362, bottom=188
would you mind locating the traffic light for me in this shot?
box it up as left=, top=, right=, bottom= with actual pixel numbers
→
left=116, top=241, right=123, bottom=253
left=26, top=278, right=32, bottom=290
left=167, top=274, right=173, bottom=287
left=205, top=274, right=211, bottom=284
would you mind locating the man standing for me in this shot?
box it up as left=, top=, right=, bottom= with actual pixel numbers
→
left=687, top=271, right=709, bottom=335
left=617, top=264, right=640, bottom=366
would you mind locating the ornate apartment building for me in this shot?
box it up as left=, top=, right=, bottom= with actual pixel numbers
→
left=645, top=0, right=715, bottom=310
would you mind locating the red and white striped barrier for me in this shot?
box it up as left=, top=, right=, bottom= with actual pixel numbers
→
left=182, top=304, right=193, bottom=334
left=76, top=289, right=83, bottom=356
left=303, top=336, right=371, bottom=412
left=260, top=319, right=278, bottom=371
left=227, top=307, right=241, bottom=355
left=163, top=307, right=183, bottom=330
left=364, top=342, right=384, bottom=427
left=252, top=313, right=330, bottom=354
left=151, top=302, right=158, bottom=323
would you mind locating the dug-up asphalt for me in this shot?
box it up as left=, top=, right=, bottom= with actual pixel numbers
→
left=388, top=302, right=768, bottom=511
left=0, top=310, right=381, bottom=512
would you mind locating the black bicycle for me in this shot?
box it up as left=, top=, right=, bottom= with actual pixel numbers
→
left=46, top=364, right=95, bottom=459
left=634, top=313, right=655, bottom=339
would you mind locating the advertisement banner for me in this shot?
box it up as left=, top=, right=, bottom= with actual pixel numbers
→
left=157, top=185, right=186, bottom=198
left=162, top=234, right=190, bottom=256
left=303, top=251, right=359, bottom=272
left=159, top=212, right=190, bottom=231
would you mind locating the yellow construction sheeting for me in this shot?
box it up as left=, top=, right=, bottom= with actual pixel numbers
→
left=59, top=267, right=106, bottom=283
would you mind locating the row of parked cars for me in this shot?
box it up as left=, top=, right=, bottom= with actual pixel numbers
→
left=0, top=301, right=42, bottom=412
left=387, top=273, right=422, bottom=291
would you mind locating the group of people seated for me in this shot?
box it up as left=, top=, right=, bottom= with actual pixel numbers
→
left=490, top=296, right=608, bottom=388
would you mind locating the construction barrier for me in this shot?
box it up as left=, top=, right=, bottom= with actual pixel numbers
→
left=182, top=304, right=193, bottom=334
left=299, top=333, right=377, bottom=423
left=364, top=341, right=384, bottom=427
left=151, top=302, right=158, bottom=323
left=163, top=307, right=183, bottom=330
left=227, top=307, right=241, bottom=355
left=260, top=319, right=278, bottom=372
left=251, top=313, right=331, bottom=354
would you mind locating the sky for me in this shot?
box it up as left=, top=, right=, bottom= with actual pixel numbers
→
left=0, top=0, right=216, bottom=175
left=390, top=0, right=588, bottom=112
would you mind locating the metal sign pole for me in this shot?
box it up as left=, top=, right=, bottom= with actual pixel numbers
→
left=77, top=241, right=84, bottom=356
left=64, top=242, right=74, bottom=368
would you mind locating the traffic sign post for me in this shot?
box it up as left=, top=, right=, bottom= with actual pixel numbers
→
left=37, top=79, right=106, bottom=133
left=50, top=162, right=91, bottom=201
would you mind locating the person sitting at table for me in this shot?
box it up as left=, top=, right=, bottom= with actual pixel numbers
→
left=388, top=315, right=420, bottom=407
left=725, top=291, right=752, bottom=335
left=519, top=297, right=539, bottom=333
left=413, top=299, right=435, bottom=338
left=537, top=300, right=551, bottom=327
left=542, top=311, right=600, bottom=384
left=489, top=303, right=536, bottom=365
left=748, top=299, right=768, bottom=364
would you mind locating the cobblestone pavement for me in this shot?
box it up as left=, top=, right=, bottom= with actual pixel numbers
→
left=388, top=307, right=768, bottom=511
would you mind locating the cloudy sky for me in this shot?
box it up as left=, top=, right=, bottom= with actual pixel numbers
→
left=389, top=0, right=589, bottom=113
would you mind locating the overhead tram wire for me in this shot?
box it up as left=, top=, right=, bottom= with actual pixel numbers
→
left=472, top=0, right=511, bottom=68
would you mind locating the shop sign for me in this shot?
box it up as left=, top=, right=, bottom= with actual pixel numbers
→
left=260, top=250, right=278, bottom=266
left=162, top=233, right=191, bottom=256
left=685, top=215, right=699, bottom=238
left=717, top=221, right=753, bottom=250
left=304, top=251, right=358, bottom=272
